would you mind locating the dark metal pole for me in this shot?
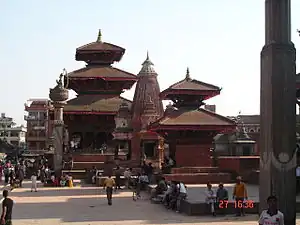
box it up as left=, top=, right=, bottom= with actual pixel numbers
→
left=260, top=1, right=296, bottom=224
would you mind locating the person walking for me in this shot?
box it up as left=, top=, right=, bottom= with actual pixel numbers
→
left=31, top=172, right=37, bottom=192
left=1, top=190, right=14, bottom=225
left=258, top=195, right=284, bottom=225
left=103, top=175, right=116, bottom=205
left=232, top=176, right=247, bottom=216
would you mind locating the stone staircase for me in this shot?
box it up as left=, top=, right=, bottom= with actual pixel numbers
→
left=64, top=153, right=141, bottom=179
left=163, top=167, right=232, bottom=184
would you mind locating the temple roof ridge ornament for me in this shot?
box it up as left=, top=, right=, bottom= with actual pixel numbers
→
left=96, top=29, right=102, bottom=42
left=138, top=51, right=156, bottom=75
left=185, top=67, right=191, bottom=80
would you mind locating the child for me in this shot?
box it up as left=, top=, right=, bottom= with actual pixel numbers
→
left=31, top=172, right=37, bottom=192
left=60, top=176, right=66, bottom=187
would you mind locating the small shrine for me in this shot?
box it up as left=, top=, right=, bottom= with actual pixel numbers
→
left=214, top=115, right=256, bottom=156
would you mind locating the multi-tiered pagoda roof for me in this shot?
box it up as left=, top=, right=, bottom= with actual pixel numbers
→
left=64, top=30, right=137, bottom=115
left=150, top=68, right=235, bottom=133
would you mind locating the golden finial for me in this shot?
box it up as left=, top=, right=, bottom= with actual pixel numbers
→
left=97, top=29, right=102, bottom=42
left=185, top=67, right=191, bottom=80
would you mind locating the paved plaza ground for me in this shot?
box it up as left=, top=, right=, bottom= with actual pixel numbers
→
left=2, top=181, right=300, bottom=225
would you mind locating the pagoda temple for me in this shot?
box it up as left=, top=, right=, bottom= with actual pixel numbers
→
left=149, top=68, right=236, bottom=167
left=60, top=30, right=137, bottom=158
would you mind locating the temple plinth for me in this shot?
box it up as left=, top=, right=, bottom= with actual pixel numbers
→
left=49, top=71, right=69, bottom=172
left=260, top=0, right=296, bottom=224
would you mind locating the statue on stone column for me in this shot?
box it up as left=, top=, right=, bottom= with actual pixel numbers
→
left=55, top=68, right=69, bottom=89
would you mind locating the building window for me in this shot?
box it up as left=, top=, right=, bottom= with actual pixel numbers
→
left=29, top=112, right=38, bottom=118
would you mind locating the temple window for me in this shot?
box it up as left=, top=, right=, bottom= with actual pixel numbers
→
left=249, top=129, right=255, bottom=133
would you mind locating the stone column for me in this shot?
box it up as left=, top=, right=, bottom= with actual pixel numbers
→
left=49, top=73, right=69, bottom=174
left=52, top=103, right=66, bottom=172
left=260, top=1, right=296, bottom=224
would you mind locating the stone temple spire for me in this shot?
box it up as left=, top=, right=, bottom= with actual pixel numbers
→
left=131, top=51, right=164, bottom=160
left=139, top=51, right=156, bottom=75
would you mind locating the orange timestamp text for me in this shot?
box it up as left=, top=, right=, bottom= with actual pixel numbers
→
left=218, top=200, right=254, bottom=209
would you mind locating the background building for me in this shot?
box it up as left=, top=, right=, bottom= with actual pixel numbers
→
left=0, top=113, right=26, bottom=147
left=24, top=99, right=52, bottom=152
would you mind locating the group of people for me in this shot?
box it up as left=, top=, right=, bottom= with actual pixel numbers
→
left=150, top=178, right=188, bottom=213
left=204, top=176, right=248, bottom=217
left=1, top=160, right=25, bottom=188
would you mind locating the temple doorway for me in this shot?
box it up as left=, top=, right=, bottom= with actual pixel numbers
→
left=144, top=142, right=156, bottom=159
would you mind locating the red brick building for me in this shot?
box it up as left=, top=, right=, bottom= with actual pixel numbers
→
left=24, top=99, right=52, bottom=152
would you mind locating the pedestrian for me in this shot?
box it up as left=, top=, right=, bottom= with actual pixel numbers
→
left=31, top=172, right=37, bottom=192
left=1, top=190, right=14, bottom=225
left=115, top=166, right=121, bottom=190
left=216, top=183, right=228, bottom=215
left=258, top=195, right=284, bottom=225
left=204, top=182, right=216, bottom=216
left=176, top=181, right=187, bottom=213
left=103, top=175, right=116, bottom=205
left=232, top=176, right=248, bottom=216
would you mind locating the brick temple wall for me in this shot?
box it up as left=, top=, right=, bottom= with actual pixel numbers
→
left=175, top=144, right=212, bottom=167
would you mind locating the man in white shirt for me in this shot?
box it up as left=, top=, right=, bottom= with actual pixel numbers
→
left=204, top=182, right=216, bottom=216
left=176, top=182, right=187, bottom=213
left=124, top=168, right=132, bottom=189
left=258, top=195, right=284, bottom=225
left=31, top=173, right=37, bottom=192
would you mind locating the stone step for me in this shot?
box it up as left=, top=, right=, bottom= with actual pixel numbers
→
left=164, top=173, right=232, bottom=184
left=61, top=170, right=86, bottom=179
left=171, top=167, right=219, bottom=174
left=72, top=161, right=105, bottom=170
left=72, top=153, right=126, bottom=162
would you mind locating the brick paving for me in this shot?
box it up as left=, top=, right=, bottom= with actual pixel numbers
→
left=5, top=181, right=300, bottom=225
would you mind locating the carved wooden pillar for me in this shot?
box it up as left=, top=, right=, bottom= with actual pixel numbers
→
left=157, top=138, right=164, bottom=169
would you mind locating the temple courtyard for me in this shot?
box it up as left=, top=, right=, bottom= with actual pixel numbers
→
left=2, top=181, right=300, bottom=225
